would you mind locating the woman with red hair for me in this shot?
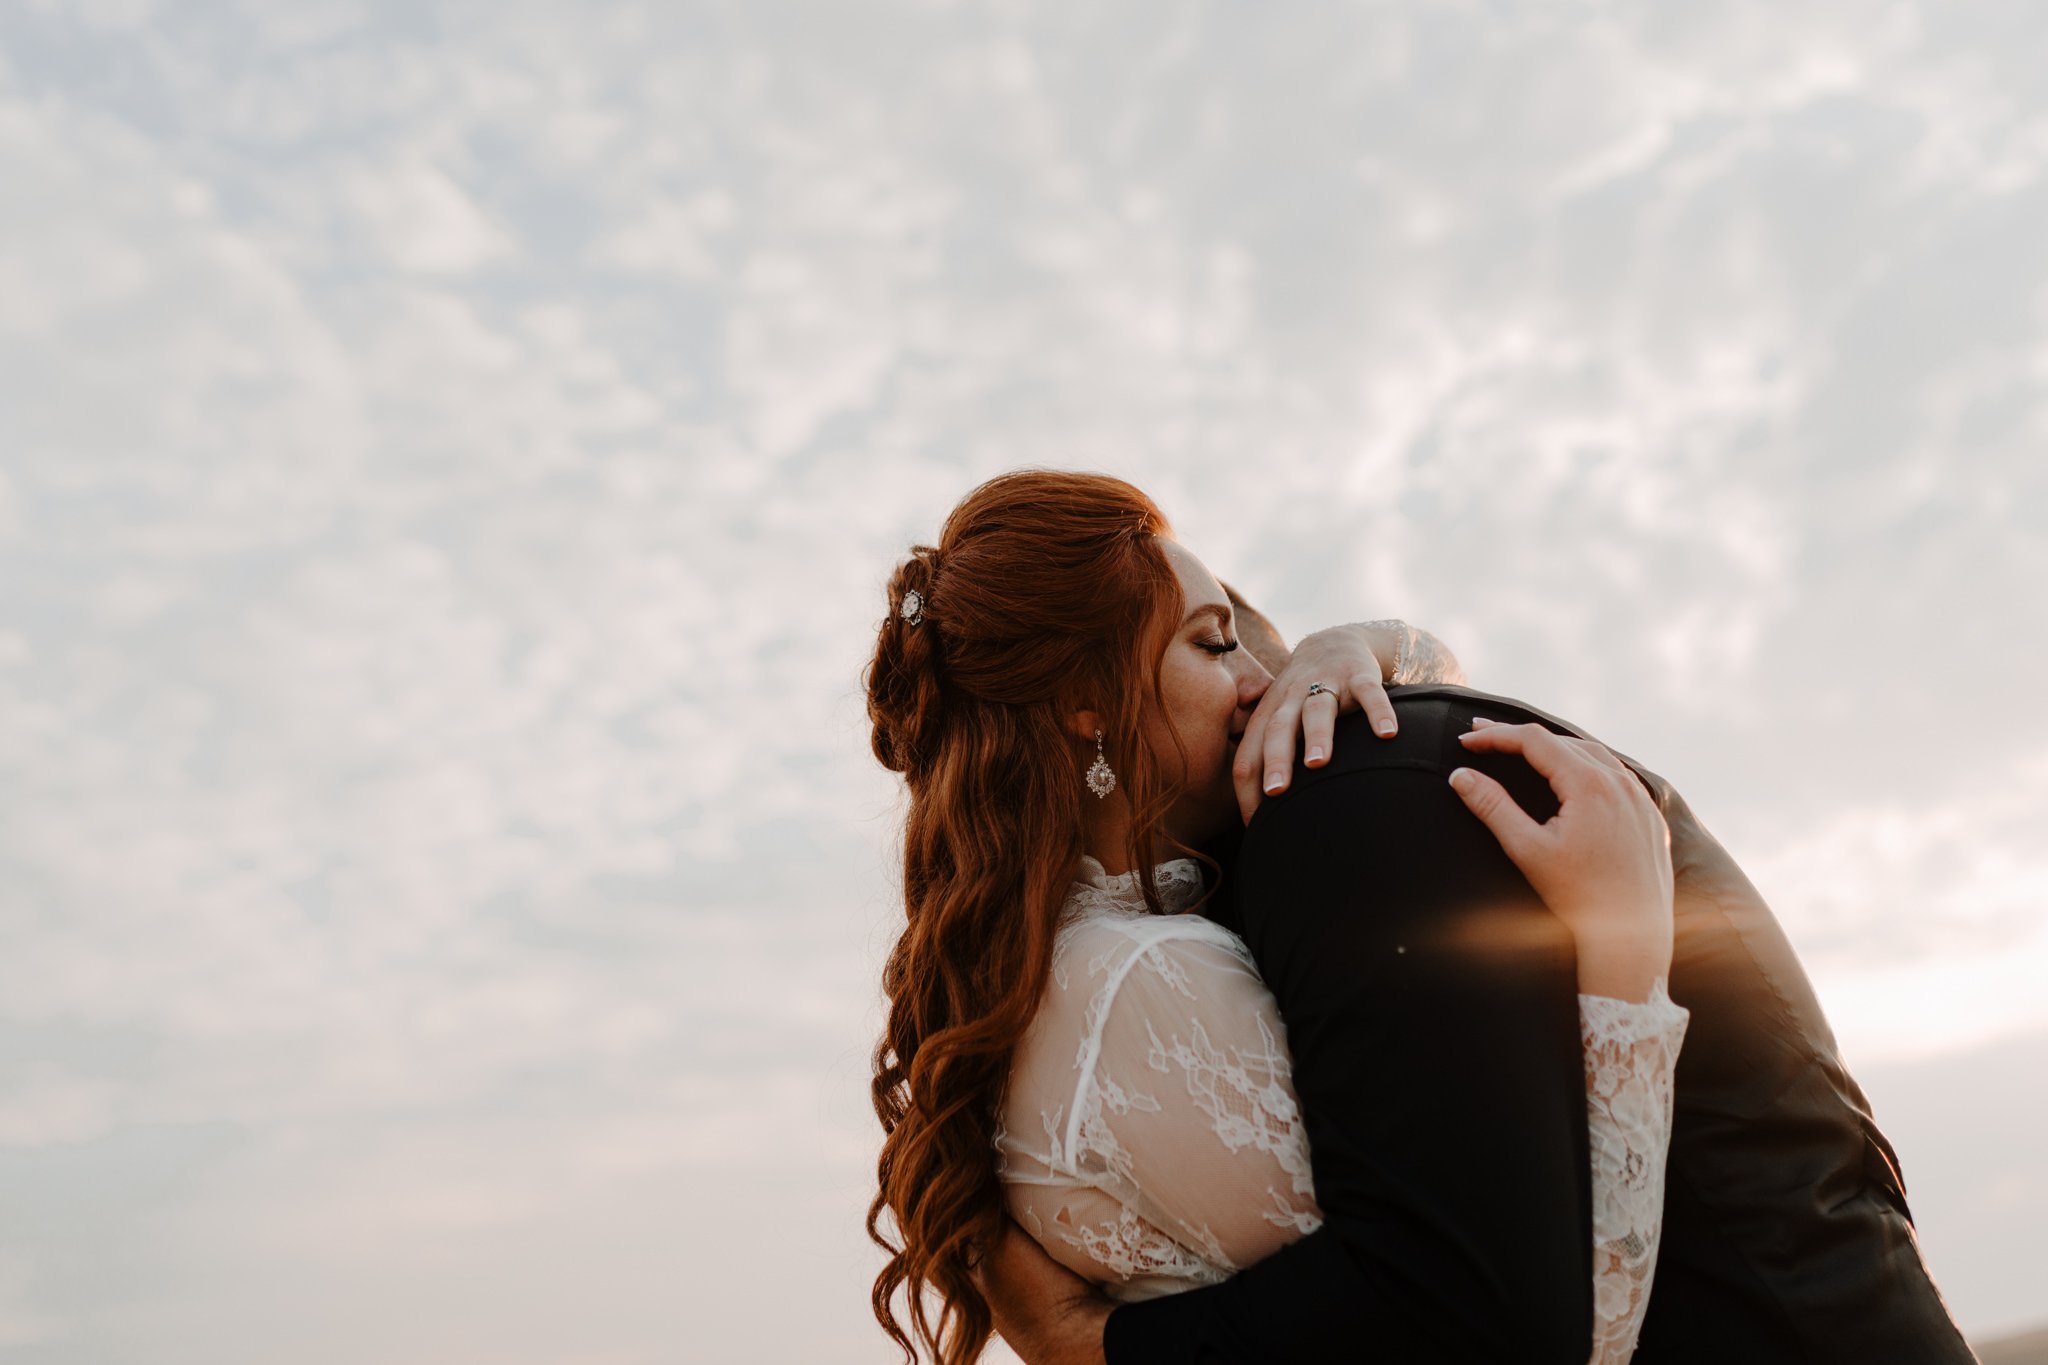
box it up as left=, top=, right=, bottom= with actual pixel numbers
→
left=864, top=469, right=1686, bottom=1364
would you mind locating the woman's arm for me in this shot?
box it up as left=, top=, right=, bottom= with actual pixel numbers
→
left=1453, top=718, right=1686, bottom=1361
left=1232, top=619, right=1465, bottom=822
left=997, top=922, right=1321, bottom=1298
left=1579, top=986, right=1688, bottom=1363
left=991, top=918, right=1338, bottom=1364
left=1359, top=619, right=1468, bottom=687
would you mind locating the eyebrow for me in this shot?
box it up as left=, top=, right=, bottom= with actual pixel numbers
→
left=1181, top=603, right=1232, bottom=630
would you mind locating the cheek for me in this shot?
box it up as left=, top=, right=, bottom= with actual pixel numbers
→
left=1152, top=670, right=1222, bottom=772
left=1162, top=665, right=1232, bottom=731
left=1179, top=675, right=1238, bottom=767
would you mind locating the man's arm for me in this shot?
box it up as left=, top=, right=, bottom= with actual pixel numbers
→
left=1104, top=703, right=1595, bottom=1364
left=981, top=1212, right=1418, bottom=1365
left=978, top=1219, right=1113, bottom=1365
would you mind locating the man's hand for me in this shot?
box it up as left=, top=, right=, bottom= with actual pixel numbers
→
left=975, top=1217, right=1113, bottom=1365
left=1232, top=623, right=1400, bottom=823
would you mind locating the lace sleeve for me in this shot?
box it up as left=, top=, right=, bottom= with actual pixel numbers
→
left=998, top=917, right=1323, bottom=1300
left=1578, top=979, right=1689, bottom=1364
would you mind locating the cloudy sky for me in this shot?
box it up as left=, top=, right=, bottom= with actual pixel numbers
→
left=1, top=1, right=2044, bottom=1360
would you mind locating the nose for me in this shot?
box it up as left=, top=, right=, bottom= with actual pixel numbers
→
left=1237, top=652, right=1274, bottom=707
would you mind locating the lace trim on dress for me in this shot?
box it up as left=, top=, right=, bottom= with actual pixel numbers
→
left=1065, top=854, right=1207, bottom=920
left=1055, top=1202, right=1229, bottom=1289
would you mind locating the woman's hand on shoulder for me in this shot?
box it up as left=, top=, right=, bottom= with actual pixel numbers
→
left=1232, top=623, right=1402, bottom=823
left=1448, top=720, right=1675, bottom=1002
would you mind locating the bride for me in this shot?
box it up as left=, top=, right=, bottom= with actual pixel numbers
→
left=863, top=469, right=1687, bottom=1365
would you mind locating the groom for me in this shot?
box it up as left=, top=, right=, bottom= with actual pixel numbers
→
left=987, top=600, right=1976, bottom=1364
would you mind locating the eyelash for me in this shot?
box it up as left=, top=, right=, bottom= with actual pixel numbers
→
left=1199, top=639, right=1240, bottom=656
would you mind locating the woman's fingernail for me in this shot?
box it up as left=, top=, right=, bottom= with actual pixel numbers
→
left=1376, top=719, right=1396, bottom=736
left=1306, top=746, right=1325, bottom=764
left=1265, top=772, right=1285, bottom=794
left=1448, top=768, right=1474, bottom=791
left=1471, top=717, right=1494, bottom=728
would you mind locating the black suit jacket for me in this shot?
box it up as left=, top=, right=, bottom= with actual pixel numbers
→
left=1105, top=686, right=1975, bottom=1364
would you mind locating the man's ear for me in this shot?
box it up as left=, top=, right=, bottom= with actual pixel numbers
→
left=1065, top=709, right=1103, bottom=744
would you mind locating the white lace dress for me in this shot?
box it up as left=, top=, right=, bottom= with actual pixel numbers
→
left=995, top=855, right=1690, bottom=1365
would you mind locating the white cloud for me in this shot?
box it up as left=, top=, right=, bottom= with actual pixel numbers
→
left=343, top=156, right=517, bottom=275
left=1740, top=746, right=2048, bottom=1062
left=589, top=189, right=734, bottom=281
left=0, top=1254, right=63, bottom=1351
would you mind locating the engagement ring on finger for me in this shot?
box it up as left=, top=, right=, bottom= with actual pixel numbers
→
left=1306, top=682, right=1333, bottom=699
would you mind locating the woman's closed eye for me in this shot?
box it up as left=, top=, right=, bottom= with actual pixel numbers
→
left=1199, top=638, right=1240, bottom=656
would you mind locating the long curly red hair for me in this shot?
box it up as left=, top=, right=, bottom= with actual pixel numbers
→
left=863, top=470, right=1200, bottom=1363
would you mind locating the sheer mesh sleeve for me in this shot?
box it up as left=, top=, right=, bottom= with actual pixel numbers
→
left=997, top=915, right=1323, bottom=1302
left=1579, top=978, right=1689, bottom=1363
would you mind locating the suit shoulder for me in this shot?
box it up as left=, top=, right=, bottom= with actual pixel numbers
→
left=1386, top=684, right=1592, bottom=740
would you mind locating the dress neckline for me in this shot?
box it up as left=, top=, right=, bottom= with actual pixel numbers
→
left=1070, top=853, right=1206, bottom=917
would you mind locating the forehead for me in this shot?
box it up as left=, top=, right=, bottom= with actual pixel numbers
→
left=1158, top=538, right=1227, bottom=610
